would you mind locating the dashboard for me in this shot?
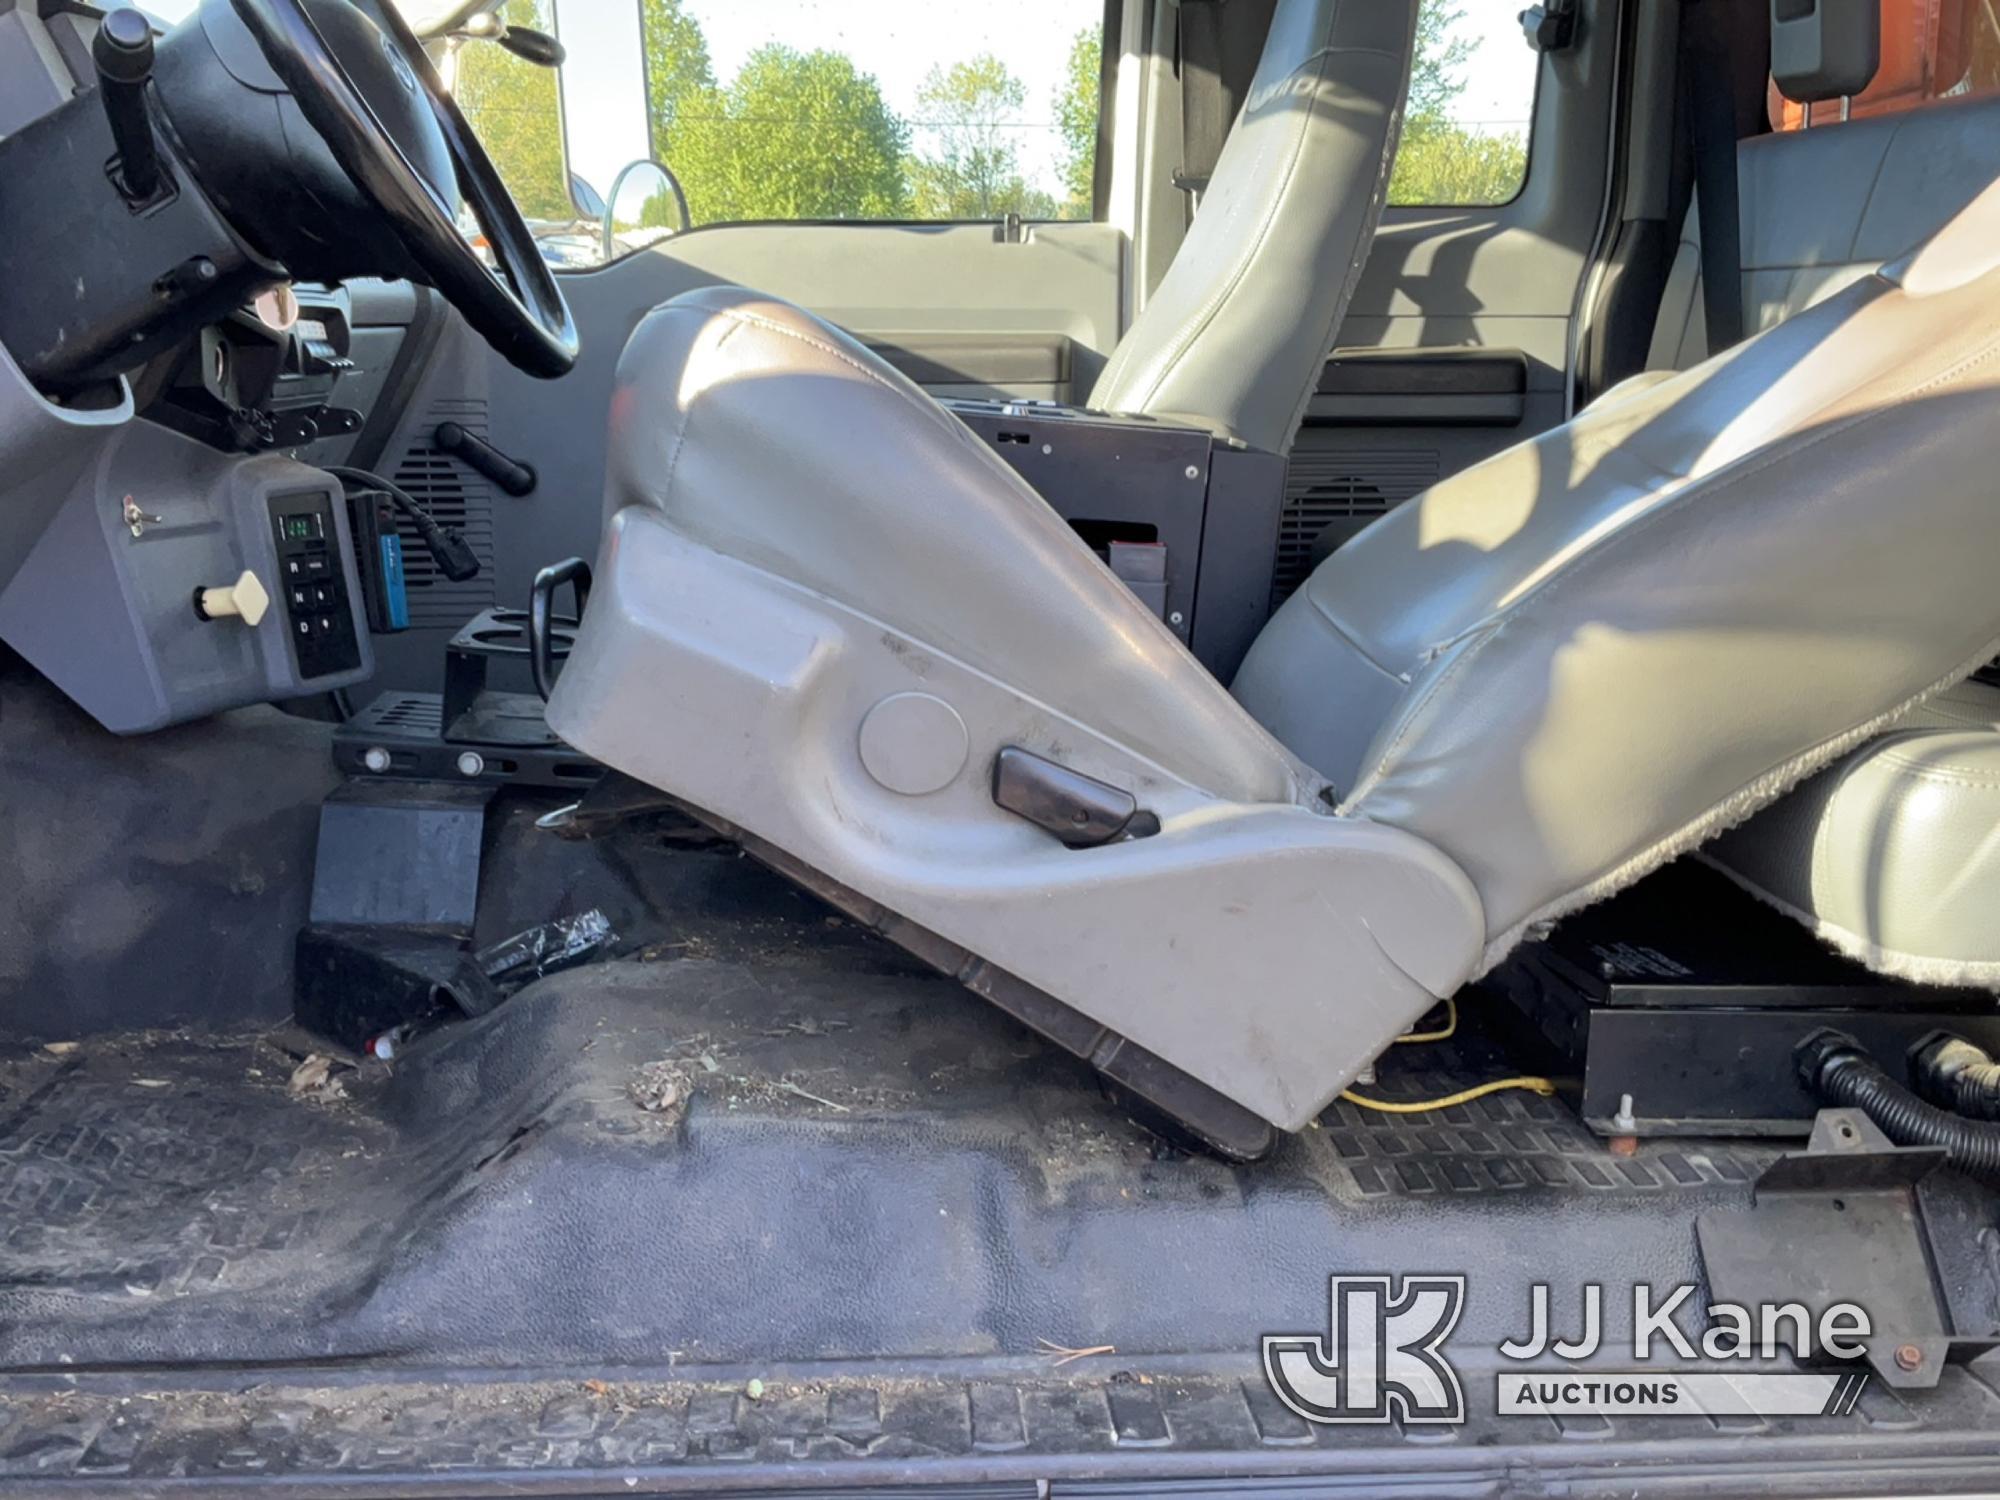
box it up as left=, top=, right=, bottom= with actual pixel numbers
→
left=0, top=3, right=449, bottom=733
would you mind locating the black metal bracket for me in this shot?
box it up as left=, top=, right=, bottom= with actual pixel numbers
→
left=1521, top=0, right=1579, bottom=53
left=1697, top=1109, right=2000, bottom=1389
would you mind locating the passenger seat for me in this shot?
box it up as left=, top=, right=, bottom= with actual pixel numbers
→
left=1651, top=93, right=2000, bottom=987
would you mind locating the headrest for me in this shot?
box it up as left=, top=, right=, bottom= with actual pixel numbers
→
left=1771, top=0, right=1880, bottom=104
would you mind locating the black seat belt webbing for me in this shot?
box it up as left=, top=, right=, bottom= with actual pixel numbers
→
left=1685, top=1, right=1745, bottom=353
left=1176, top=0, right=1227, bottom=198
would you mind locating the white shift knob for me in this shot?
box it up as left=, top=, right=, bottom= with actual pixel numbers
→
left=198, top=570, right=271, bottom=627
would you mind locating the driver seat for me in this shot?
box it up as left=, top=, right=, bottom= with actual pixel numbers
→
left=547, top=156, right=2000, bottom=1149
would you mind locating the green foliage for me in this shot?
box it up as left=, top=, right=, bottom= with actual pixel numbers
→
left=666, top=45, right=911, bottom=224
left=1389, top=115, right=1528, bottom=207
left=1387, top=0, right=1529, bottom=206
left=909, top=54, right=1053, bottom=219
left=461, top=4, right=1110, bottom=228
left=451, top=0, right=572, bottom=222
left=641, top=0, right=716, bottom=164
left=455, top=0, right=1532, bottom=231
left=1407, top=0, right=1476, bottom=118
left=1054, top=26, right=1102, bottom=218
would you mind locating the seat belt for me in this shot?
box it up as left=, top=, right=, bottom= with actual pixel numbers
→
left=1172, top=0, right=1276, bottom=213
left=1174, top=0, right=1228, bottom=204
left=1684, top=0, right=1745, bottom=353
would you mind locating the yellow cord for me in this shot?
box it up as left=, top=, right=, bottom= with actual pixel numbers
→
left=1351, top=996, right=1553, bottom=1111
left=1393, top=996, right=1457, bottom=1044
left=1340, top=1076, right=1557, bottom=1114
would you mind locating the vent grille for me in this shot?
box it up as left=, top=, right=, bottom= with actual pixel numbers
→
left=388, top=398, right=498, bottom=626
left=360, top=693, right=444, bottom=734
left=1272, top=449, right=1439, bottom=605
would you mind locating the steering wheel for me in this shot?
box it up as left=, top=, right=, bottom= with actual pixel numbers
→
left=227, top=0, right=579, bottom=378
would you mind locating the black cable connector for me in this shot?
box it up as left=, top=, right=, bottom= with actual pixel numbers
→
left=1912, top=1032, right=2000, bottom=1122
left=1796, top=1028, right=2000, bottom=1181
left=325, top=466, right=481, bottom=584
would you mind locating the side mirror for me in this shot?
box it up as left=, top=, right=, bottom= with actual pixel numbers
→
left=603, top=159, right=692, bottom=261
left=496, top=23, right=564, bottom=67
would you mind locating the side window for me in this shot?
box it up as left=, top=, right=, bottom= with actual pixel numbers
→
left=1769, top=0, right=2000, bottom=129
left=451, top=0, right=572, bottom=225
left=641, top=0, right=1105, bottom=226
left=1388, top=0, right=1538, bottom=207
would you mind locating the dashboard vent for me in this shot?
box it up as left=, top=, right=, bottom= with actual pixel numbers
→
left=388, top=398, right=498, bottom=627
left=1272, top=448, right=1438, bottom=606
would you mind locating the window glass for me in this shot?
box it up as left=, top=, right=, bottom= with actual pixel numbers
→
left=453, top=0, right=573, bottom=226
left=640, top=0, right=1104, bottom=225
left=1388, top=0, right=1538, bottom=207
left=1769, top=0, right=2000, bottom=129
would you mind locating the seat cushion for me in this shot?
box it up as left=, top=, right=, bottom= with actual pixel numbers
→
left=1704, top=679, right=2000, bottom=988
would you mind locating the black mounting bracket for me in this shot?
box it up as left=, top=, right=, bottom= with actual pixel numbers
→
left=1697, top=1109, right=2000, bottom=1389
left=1520, top=0, right=1579, bottom=53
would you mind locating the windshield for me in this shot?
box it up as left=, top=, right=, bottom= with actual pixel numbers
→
left=141, top=0, right=488, bottom=36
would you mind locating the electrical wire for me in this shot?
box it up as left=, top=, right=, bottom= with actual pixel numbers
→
left=324, top=465, right=481, bottom=583
left=1346, top=997, right=1555, bottom=1112
left=1340, top=1076, right=1557, bottom=1114
left=1393, top=996, right=1457, bottom=1044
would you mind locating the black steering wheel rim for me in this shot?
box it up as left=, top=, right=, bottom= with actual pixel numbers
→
left=227, top=0, right=579, bottom=378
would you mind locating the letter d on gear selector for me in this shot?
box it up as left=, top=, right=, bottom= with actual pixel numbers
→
left=1264, top=1275, right=1467, bottom=1424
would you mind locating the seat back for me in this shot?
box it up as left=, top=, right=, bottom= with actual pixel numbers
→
left=1236, top=174, right=2000, bottom=965
left=553, top=286, right=1484, bottom=1135
left=1088, top=0, right=1417, bottom=454
left=1649, top=91, right=2000, bottom=371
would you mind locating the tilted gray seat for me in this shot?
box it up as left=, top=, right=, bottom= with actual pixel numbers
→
left=1600, top=92, right=2000, bottom=987
left=549, top=171, right=2000, bottom=1137
left=1086, top=0, right=1416, bottom=452
left=548, top=159, right=2000, bottom=1141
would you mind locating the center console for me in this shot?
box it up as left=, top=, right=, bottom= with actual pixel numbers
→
left=943, top=400, right=1286, bottom=681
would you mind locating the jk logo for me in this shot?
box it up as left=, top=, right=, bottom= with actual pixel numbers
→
left=1262, top=1275, right=1467, bottom=1424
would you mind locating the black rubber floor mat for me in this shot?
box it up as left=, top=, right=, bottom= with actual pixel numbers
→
left=0, top=959, right=1800, bottom=1376
left=5, top=1361, right=2000, bottom=1494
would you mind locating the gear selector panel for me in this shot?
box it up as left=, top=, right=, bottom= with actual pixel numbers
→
left=270, top=492, right=362, bottom=679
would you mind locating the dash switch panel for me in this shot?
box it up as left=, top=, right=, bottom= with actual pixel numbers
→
left=271, top=490, right=362, bottom=680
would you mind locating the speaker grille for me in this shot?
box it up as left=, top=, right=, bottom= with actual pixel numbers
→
left=388, top=398, right=499, bottom=626
left=1273, top=448, right=1439, bottom=605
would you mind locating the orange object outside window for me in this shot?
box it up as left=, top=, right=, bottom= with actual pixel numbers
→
left=1769, top=0, right=2000, bottom=129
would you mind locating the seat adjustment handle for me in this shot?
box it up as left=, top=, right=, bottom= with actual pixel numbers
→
left=992, top=746, right=1144, bottom=848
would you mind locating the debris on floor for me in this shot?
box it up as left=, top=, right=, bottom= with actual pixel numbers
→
left=1037, top=1338, right=1116, bottom=1367
left=629, top=1060, right=691, bottom=1122
left=477, top=909, right=617, bottom=994
left=625, top=1027, right=897, bottom=1124
left=288, top=1053, right=351, bottom=1105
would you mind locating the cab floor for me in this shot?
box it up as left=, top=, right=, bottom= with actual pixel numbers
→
left=0, top=934, right=1789, bottom=1377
